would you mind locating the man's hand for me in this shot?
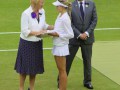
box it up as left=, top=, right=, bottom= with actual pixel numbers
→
left=80, top=33, right=88, bottom=40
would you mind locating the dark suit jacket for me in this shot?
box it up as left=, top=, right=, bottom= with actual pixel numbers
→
left=69, top=0, right=98, bottom=45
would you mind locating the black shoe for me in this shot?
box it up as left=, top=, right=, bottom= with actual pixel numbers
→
left=84, top=83, right=94, bottom=89
left=28, top=88, right=30, bottom=90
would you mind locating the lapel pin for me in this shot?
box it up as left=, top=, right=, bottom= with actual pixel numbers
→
left=85, top=5, right=89, bottom=7
left=85, top=2, right=89, bottom=7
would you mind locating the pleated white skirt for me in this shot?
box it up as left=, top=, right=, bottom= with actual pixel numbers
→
left=52, top=44, right=69, bottom=56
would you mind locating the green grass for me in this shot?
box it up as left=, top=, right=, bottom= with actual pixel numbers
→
left=0, top=0, right=120, bottom=90
left=92, top=41, right=120, bottom=86
left=95, top=30, right=120, bottom=41
left=95, top=0, right=120, bottom=28
left=0, top=51, right=120, bottom=90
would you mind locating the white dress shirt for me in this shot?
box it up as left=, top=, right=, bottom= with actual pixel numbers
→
left=78, top=0, right=85, bottom=11
left=47, top=12, right=74, bottom=46
left=20, top=6, right=49, bottom=42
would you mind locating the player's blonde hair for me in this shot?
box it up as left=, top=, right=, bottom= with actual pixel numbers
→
left=58, top=0, right=72, bottom=18
left=30, top=0, right=40, bottom=7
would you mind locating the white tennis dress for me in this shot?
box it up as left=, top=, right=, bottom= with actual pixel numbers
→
left=47, top=12, right=74, bottom=56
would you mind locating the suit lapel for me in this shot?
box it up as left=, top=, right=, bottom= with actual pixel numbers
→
left=73, top=0, right=83, bottom=22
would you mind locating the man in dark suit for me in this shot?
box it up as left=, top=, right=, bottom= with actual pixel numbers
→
left=57, top=0, right=97, bottom=89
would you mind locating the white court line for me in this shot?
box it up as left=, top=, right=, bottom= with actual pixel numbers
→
left=95, top=28, right=120, bottom=30
left=0, top=48, right=52, bottom=52
left=97, top=40, right=120, bottom=42
left=0, top=28, right=120, bottom=35
left=0, top=49, right=18, bottom=52
left=0, top=32, right=20, bottom=34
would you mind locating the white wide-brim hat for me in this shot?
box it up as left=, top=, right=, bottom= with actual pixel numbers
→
left=53, top=0, right=68, bottom=7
